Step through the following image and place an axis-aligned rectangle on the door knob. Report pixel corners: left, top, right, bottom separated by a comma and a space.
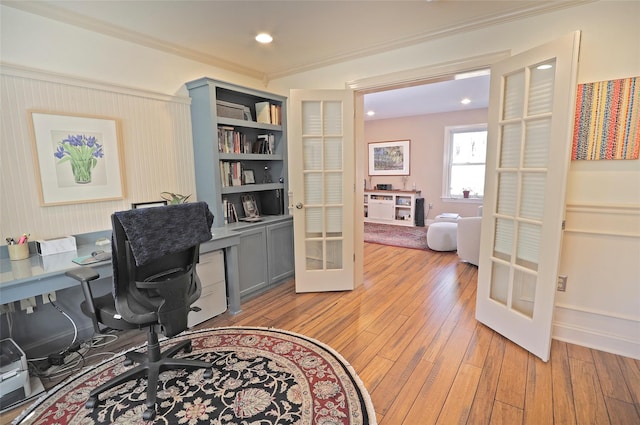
295, 202, 303, 209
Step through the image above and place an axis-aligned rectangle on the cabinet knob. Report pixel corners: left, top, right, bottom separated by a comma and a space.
295, 202, 303, 209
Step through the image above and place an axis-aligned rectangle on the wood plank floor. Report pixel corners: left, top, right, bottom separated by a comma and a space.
3, 242, 639, 424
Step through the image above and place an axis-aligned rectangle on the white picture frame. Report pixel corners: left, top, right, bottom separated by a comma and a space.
368, 140, 410, 176
29, 111, 126, 206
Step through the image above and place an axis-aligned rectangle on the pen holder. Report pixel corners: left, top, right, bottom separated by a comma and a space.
8, 243, 29, 261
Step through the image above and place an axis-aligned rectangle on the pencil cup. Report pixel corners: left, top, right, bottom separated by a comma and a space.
8, 243, 29, 261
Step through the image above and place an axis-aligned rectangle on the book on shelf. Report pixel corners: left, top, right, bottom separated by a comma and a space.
255, 133, 275, 154
255, 102, 282, 125
255, 102, 271, 124
218, 126, 248, 153
222, 199, 238, 224
220, 161, 243, 187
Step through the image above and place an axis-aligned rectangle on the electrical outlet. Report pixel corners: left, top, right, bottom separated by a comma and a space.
43, 291, 56, 304
428, 203, 433, 209
20, 296, 36, 313
0, 303, 15, 314
557, 275, 568, 292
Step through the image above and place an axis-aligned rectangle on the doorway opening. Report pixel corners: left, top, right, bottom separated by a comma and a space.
360, 70, 490, 249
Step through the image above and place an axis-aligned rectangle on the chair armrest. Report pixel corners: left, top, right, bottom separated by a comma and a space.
65, 267, 100, 283
66, 268, 102, 330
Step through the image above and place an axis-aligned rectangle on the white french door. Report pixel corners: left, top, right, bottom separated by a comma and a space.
288, 89, 355, 292
476, 31, 581, 361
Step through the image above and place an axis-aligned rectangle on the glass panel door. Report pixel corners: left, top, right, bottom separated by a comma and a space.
289, 90, 354, 292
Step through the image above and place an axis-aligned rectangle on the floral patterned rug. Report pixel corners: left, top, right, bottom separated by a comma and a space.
15, 327, 376, 424
364, 222, 429, 250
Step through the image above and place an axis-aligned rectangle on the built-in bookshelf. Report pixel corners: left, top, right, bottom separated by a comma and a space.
186, 77, 289, 227
186, 78, 294, 299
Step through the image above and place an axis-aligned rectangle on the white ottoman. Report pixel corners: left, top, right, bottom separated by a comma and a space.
427, 222, 458, 251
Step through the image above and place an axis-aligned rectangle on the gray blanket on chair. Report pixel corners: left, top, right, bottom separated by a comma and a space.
113, 202, 214, 267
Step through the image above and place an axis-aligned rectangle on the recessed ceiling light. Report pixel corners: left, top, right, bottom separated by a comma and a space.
461, 98, 471, 105
367, 111, 376, 116
255, 33, 273, 44
537, 64, 553, 70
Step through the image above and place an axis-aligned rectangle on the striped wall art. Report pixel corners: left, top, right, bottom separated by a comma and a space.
572, 76, 639, 160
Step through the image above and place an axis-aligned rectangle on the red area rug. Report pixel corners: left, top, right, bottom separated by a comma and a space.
364, 222, 429, 250
16, 327, 376, 424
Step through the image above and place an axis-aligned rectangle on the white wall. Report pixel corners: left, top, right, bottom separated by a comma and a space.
365, 109, 488, 220
1, 1, 638, 358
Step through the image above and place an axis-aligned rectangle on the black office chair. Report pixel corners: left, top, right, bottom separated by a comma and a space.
66, 202, 215, 421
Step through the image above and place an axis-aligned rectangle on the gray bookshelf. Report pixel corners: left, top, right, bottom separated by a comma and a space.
186, 77, 293, 298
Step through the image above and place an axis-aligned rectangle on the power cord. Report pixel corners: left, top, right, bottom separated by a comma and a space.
47, 293, 78, 356
25, 299, 120, 381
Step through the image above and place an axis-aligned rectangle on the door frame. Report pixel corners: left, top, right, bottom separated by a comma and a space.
348, 51, 511, 281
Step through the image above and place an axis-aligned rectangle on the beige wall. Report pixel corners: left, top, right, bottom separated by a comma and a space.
365, 109, 488, 220
1, 1, 638, 357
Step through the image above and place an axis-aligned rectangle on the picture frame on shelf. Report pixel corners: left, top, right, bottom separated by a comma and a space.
243, 169, 255, 184
241, 194, 260, 219
368, 140, 410, 176
29, 111, 126, 205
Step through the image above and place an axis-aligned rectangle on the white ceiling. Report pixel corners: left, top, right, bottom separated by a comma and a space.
364, 73, 491, 120
5, 0, 586, 118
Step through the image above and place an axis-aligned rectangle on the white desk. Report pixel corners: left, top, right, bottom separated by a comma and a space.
0, 229, 242, 314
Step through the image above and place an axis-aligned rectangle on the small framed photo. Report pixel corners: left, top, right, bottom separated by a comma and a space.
131, 200, 167, 209
243, 169, 255, 184
241, 194, 259, 218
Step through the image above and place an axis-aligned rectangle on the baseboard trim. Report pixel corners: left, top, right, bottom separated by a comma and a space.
553, 314, 640, 360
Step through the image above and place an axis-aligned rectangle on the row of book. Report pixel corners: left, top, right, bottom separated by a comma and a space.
255, 101, 282, 125
218, 127, 249, 153
222, 199, 239, 224
217, 127, 275, 155
220, 161, 243, 187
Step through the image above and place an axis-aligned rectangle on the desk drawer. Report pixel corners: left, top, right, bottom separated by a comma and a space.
189, 281, 226, 327
189, 250, 227, 327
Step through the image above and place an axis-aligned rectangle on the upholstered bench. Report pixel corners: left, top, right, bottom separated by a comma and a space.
426, 222, 458, 251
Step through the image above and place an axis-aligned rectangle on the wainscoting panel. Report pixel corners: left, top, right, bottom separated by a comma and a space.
554, 202, 640, 359
0, 64, 196, 240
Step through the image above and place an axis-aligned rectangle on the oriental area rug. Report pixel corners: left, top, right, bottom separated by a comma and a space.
15, 327, 376, 425
364, 222, 429, 250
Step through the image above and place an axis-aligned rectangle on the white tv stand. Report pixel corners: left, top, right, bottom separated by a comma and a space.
364, 190, 421, 227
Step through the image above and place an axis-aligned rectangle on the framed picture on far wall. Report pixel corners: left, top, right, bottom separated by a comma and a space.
368, 140, 410, 176
29, 111, 126, 206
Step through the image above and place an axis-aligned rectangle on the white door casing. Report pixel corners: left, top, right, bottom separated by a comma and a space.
289, 89, 355, 292
476, 31, 581, 362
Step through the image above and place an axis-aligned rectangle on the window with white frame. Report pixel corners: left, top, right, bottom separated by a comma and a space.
443, 124, 487, 199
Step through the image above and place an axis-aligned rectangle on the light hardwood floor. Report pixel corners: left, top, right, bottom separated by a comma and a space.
3, 242, 639, 424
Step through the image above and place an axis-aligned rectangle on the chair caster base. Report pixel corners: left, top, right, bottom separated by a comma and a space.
204, 368, 213, 379
143, 407, 156, 421
85, 396, 98, 409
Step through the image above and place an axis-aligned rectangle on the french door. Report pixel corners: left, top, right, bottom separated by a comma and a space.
288, 89, 355, 292
476, 31, 581, 361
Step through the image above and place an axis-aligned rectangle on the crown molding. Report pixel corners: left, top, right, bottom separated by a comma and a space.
5, 0, 592, 83
3, 1, 265, 81
265, 0, 593, 80
0, 62, 190, 104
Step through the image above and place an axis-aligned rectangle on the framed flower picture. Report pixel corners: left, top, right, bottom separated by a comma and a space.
29, 111, 126, 206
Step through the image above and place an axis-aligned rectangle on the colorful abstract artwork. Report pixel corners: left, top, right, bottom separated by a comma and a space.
572, 76, 639, 160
